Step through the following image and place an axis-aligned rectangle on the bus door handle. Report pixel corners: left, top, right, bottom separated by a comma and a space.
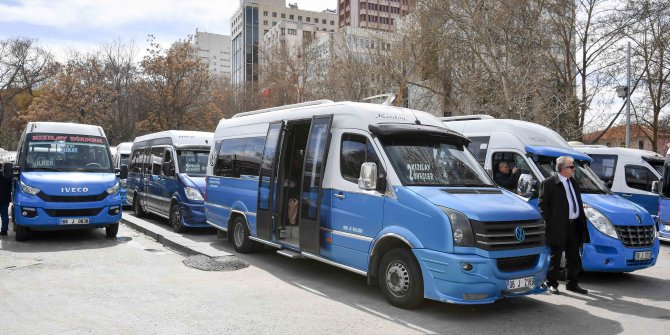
621, 193, 633, 197
334, 192, 346, 200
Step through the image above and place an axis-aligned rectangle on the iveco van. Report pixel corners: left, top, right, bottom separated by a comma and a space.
205, 100, 549, 308
126, 131, 212, 232
11, 122, 123, 241
445, 116, 660, 273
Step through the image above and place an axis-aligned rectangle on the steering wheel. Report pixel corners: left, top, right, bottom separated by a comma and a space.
86, 163, 102, 168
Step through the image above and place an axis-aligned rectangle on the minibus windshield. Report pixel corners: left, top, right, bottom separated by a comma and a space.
177, 150, 208, 175
23, 134, 112, 172
120, 154, 130, 167
381, 135, 494, 187
534, 155, 610, 194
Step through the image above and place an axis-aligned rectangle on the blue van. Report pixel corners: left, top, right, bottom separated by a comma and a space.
657, 147, 670, 242
113, 142, 133, 206
126, 131, 212, 233
205, 101, 549, 308
11, 122, 123, 241
446, 117, 660, 273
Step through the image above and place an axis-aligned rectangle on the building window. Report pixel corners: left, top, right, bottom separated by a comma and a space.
298, 15, 302, 21
322, 19, 327, 24
272, 21, 277, 26
306, 17, 311, 22
639, 140, 644, 149
330, 20, 335, 25
290, 14, 294, 20
281, 13, 286, 19
272, 12, 277, 17
314, 17, 319, 23
263, 11, 268, 16
263, 20, 268, 25
281, 28, 286, 35
288, 29, 297, 35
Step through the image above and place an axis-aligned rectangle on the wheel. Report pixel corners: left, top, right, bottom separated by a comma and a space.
15, 225, 31, 241
378, 248, 424, 309
231, 216, 255, 253
170, 203, 185, 233
133, 194, 145, 217
106, 222, 119, 238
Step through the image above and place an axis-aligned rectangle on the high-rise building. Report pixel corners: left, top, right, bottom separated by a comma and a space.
338, 0, 414, 31
230, 0, 337, 87
193, 30, 231, 78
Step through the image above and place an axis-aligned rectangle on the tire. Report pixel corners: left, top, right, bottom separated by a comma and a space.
133, 194, 145, 217
15, 225, 30, 241
378, 248, 424, 309
170, 203, 185, 233
231, 216, 255, 253
106, 222, 119, 238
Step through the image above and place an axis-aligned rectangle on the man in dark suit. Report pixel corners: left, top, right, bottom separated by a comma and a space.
538, 156, 590, 295
0, 162, 12, 236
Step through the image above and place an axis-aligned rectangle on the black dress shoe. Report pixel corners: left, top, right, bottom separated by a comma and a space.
548, 286, 560, 295
566, 283, 588, 295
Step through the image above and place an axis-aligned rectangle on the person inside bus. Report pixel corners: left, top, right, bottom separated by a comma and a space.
0, 162, 12, 236
494, 160, 520, 191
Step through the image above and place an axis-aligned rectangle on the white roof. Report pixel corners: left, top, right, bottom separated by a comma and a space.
215, 101, 446, 138
116, 142, 133, 154
445, 119, 572, 149
26, 122, 106, 137
572, 145, 664, 160
133, 130, 213, 147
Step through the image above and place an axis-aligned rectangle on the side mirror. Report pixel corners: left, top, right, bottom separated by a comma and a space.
12, 165, 19, 177
358, 162, 377, 190
120, 165, 128, 179
517, 173, 538, 198
651, 180, 659, 194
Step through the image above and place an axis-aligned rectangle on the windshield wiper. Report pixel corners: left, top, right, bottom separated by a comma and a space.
446, 183, 494, 187
29, 167, 64, 172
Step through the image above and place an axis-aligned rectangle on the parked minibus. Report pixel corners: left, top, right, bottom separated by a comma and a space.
657, 146, 670, 242
570, 144, 663, 216
205, 100, 549, 308
444, 116, 660, 273
113, 142, 133, 206
127, 131, 212, 232
10, 122, 123, 241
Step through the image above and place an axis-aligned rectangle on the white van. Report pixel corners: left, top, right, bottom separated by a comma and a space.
113, 142, 133, 205
570, 144, 663, 216
444, 116, 660, 274
205, 101, 550, 308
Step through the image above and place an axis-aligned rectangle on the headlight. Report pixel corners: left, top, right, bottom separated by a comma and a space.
185, 187, 204, 201
441, 207, 474, 247
106, 182, 120, 195
584, 205, 617, 239
19, 180, 40, 195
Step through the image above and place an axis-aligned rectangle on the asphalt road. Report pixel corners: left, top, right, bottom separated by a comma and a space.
1, 214, 669, 334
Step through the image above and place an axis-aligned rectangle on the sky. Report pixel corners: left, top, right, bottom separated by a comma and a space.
0, 0, 336, 59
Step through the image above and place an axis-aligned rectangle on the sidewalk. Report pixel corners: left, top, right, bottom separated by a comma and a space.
121, 214, 232, 258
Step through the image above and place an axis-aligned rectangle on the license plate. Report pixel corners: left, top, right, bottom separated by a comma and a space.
507, 276, 534, 290
60, 218, 90, 225
634, 251, 651, 261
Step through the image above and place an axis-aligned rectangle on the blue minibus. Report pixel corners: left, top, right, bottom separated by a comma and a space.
11, 122, 123, 241
657, 147, 670, 242
126, 131, 212, 232
113, 142, 133, 206
205, 101, 549, 308
445, 116, 660, 273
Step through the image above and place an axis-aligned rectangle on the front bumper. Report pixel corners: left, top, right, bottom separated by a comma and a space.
582, 231, 660, 272
180, 202, 209, 228
414, 247, 549, 305
13, 192, 122, 229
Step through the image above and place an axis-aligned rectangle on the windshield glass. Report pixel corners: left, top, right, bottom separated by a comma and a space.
533, 155, 610, 194
380, 135, 494, 187
23, 134, 112, 172
177, 150, 208, 175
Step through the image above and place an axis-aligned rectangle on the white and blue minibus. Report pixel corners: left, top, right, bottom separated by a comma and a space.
205, 100, 549, 308
126, 131, 212, 232
113, 141, 133, 206
571, 144, 663, 216
11, 122, 123, 241
445, 117, 660, 273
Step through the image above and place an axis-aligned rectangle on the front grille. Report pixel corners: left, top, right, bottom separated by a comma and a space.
614, 225, 655, 248
497, 255, 538, 272
37, 192, 109, 202
626, 259, 654, 267
44, 208, 102, 217
471, 220, 545, 251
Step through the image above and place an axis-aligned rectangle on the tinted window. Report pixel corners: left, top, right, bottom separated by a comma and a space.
177, 150, 208, 175
214, 137, 264, 178
150, 147, 164, 175
23, 134, 112, 172
240, 137, 264, 176
130, 149, 143, 173
340, 133, 380, 184
534, 155, 609, 194
467, 136, 490, 165
625, 165, 658, 192
589, 154, 617, 187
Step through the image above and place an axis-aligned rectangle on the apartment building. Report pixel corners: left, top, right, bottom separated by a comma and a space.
338, 0, 414, 31
230, 0, 337, 87
193, 30, 231, 78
